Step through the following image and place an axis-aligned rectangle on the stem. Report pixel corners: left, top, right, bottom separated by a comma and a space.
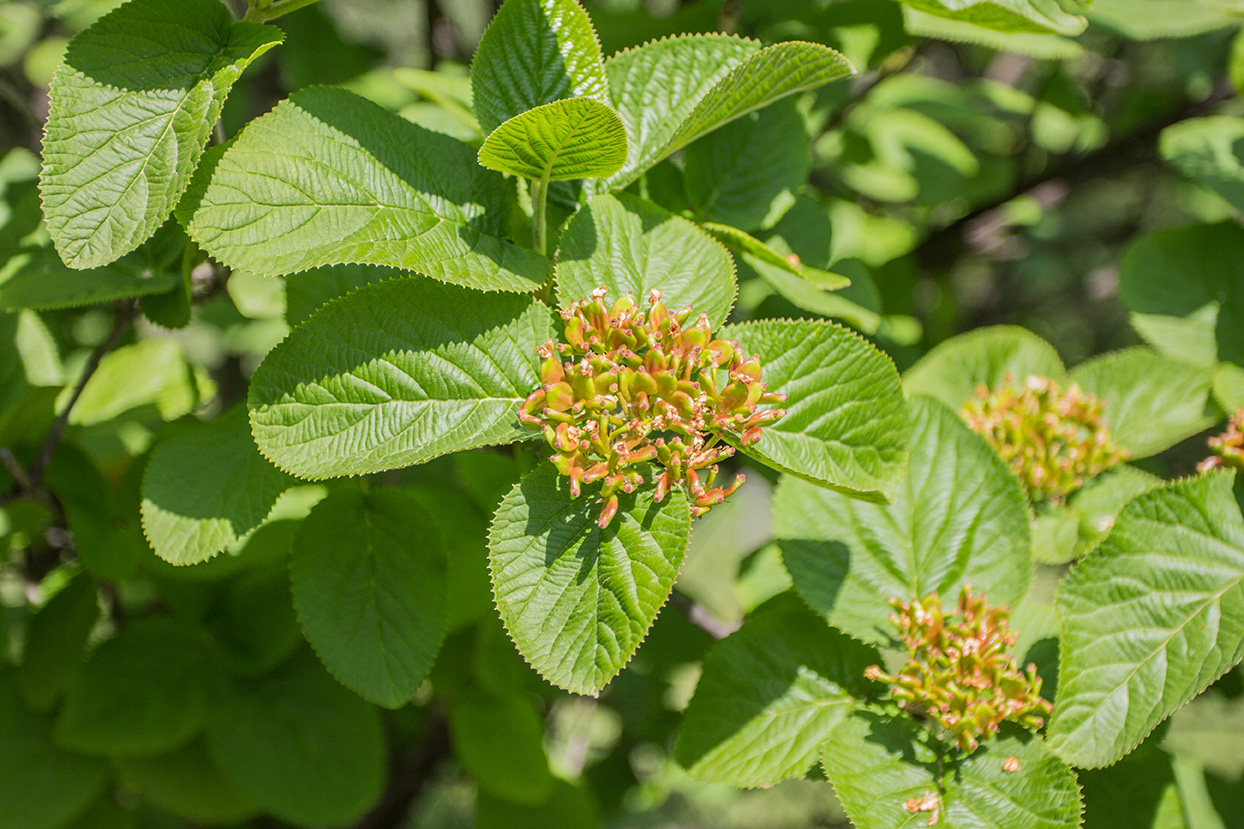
531, 175, 551, 257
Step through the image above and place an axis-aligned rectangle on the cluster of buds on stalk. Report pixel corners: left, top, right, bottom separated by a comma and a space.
519, 287, 787, 527
1199, 409, 1244, 472
865, 586, 1052, 753
961, 373, 1128, 503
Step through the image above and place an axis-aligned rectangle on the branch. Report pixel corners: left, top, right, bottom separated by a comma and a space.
671, 591, 741, 640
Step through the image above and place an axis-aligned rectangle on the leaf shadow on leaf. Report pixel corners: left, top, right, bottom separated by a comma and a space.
779, 537, 903, 644
852, 708, 940, 772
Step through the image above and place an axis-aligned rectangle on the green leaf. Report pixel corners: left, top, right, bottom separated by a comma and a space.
476, 778, 598, 829
702, 221, 851, 292
17, 574, 98, 712
39, 0, 281, 269
901, 7, 1084, 58
1087, 0, 1241, 39
116, 738, 258, 825
824, 711, 1083, 829
1162, 116, 1244, 213
605, 36, 852, 190
55, 617, 212, 756
554, 193, 737, 327
449, 693, 555, 804
1119, 223, 1244, 372
478, 97, 628, 182
206, 650, 386, 828
1034, 465, 1165, 565
1070, 348, 1215, 459
284, 263, 395, 327
0, 246, 179, 311
64, 338, 212, 426
0, 678, 110, 829
1050, 472, 1244, 768
291, 487, 447, 708
1080, 745, 1186, 829
248, 276, 552, 480
684, 99, 809, 232
904, 324, 1066, 408
180, 86, 548, 293
206, 565, 303, 678
488, 464, 691, 695
720, 318, 910, 501
897, 0, 1088, 34
675, 593, 879, 787
775, 396, 1032, 644
141, 406, 296, 566
470, 0, 610, 135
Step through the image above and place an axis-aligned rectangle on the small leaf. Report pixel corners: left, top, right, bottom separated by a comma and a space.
470, 0, 610, 135
63, 338, 211, 426
554, 192, 736, 326
1162, 116, 1244, 213
0, 678, 110, 829
1050, 471, 1244, 768
248, 276, 552, 480
488, 464, 691, 695
141, 406, 296, 566
901, 7, 1084, 58
55, 617, 213, 756
775, 396, 1032, 644
904, 324, 1066, 408
897, 0, 1088, 34
478, 97, 628, 182
449, 693, 555, 804
1070, 347, 1215, 459
605, 36, 852, 190
180, 86, 548, 293
206, 650, 386, 828
720, 318, 910, 501
675, 593, 879, 787
39, 0, 281, 268
824, 711, 1083, 829
116, 739, 258, 825
17, 574, 99, 712
291, 487, 447, 708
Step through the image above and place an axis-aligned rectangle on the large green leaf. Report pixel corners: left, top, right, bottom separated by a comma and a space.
904, 324, 1066, 408
290, 487, 447, 708
116, 739, 258, 825
448, 693, 555, 804
284, 263, 395, 327
488, 464, 691, 695
16, 574, 98, 712
605, 36, 852, 190
824, 711, 1082, 829
1070, 348, 1215, 460
554, 193, 736, 326
1050, 472, 1244, 768
720, 318, 910, 502
898, 0, 1087, 33
54, 617, 212, 756
248, 276, 552, 480
206, 650, 386, 828
478, 97, 628, 182
1119, 223, 1244, 374
1161, 116, 1244, 213
180, 86, 547, 293
470, 0, 610, 135
775, 396, 1032, 644
39, 0, 280, 269
684, 99, 810, 232
141, 406, 296, 566
0, 678, 110, 829
675, 593, 879, 788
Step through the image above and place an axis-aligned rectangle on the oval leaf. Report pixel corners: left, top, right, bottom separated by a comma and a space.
248, 276, 552, 480
720, 318, 910, 501
141, 406, 296, 565
1161, 116, 1244, 213
904, 324, 1066, 408
898, 0, 1088, 34
675, 593, 879, 788
1050, 471, 1244, 768
470, 0, 610, 135
775, 396, 1032, 644
488, 464, 691, 695
824, 711, 1083, 829
554, 193, 737, 326
291, 487, 447, 708
180, 86, 548, 293
39, 0, 281, 269
479, 97, 628, 182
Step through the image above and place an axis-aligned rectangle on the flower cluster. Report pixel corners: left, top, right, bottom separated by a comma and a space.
865, 586, 1052, 752
961, 373, 1127, 503
520, 288, 786, 527
1199, 409, 1244, 472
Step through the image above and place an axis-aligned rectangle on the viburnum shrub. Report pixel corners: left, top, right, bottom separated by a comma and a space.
3, 0, 1244, 827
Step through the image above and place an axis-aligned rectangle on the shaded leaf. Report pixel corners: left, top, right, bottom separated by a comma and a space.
17, 574, 98, 712
1162, 116, 1244, 213
449, 693, 555, 804
116, 738, 258, 825
904, 324, 1066, 408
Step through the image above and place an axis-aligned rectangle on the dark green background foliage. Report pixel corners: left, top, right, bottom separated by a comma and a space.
2, 0, 1244, 827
